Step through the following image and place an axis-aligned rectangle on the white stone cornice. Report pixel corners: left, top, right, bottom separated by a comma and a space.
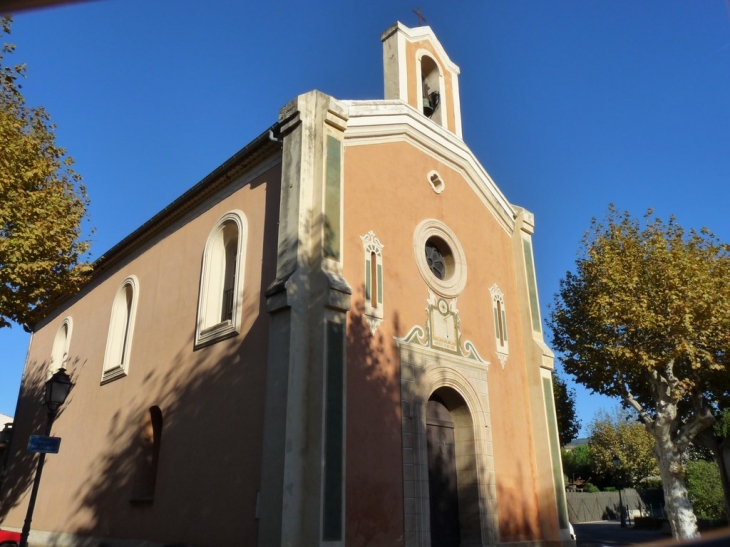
380, 22, 461, 75
343, 100, 516, 234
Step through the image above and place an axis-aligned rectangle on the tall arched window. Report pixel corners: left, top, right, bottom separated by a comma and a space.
102, 276, 139, 384
196, 210, 248, 347
489, 284, 509, 368
131, 406, 163, 502
50, 317, 73, 376
360, 231, 384, 333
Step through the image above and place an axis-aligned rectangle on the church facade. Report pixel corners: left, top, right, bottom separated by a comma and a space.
0, 23, 572, 547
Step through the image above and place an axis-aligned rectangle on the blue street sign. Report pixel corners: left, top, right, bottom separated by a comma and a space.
27, 435, 61, 454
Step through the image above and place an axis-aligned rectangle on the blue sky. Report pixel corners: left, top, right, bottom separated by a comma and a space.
1, 0, 729, 436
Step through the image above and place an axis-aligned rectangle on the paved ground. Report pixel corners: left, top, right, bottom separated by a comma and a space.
574, 522, 671, 546
574, 522, 730, 547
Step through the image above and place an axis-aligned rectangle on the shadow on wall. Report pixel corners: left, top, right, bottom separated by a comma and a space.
0, 359, 51, 521
0, 186, 284, 546
345, 293, 403, 547
495, 461, 539, 542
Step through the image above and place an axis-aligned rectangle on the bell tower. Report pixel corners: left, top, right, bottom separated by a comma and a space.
381, 22, 463, 137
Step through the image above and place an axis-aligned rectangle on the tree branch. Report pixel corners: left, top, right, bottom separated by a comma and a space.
622, 383, 654, 430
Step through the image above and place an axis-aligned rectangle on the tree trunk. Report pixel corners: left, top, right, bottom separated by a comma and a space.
654, 435, 699, 539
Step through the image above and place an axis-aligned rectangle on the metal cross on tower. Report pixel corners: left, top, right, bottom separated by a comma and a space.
412, 7, 427, 26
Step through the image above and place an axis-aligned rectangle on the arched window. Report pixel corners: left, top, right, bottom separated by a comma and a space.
196, 210, 247, 347
50, 317, 73, 376
131, 406, 163, 502
102, 276, 139, 384
418, 52, 446, 127
360, 231, 384, 333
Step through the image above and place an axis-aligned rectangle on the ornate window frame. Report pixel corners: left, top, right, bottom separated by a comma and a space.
195, 210, 248, 348
489, 284, 509, 367
102, 275, 139, 384
413, 219, 467, 297
360, 231, 384, 333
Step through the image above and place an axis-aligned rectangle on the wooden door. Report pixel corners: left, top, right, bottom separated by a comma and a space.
427, 398, 461, 547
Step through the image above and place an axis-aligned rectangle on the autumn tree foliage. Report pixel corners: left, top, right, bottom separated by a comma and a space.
550, 206, 730, 539
0, 17, 91, 328
587, 408, 658, 489
552, 369, 580, 447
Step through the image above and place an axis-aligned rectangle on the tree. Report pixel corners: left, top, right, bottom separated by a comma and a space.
561, 444, 593, 489
549, 206, 730, 539
553, 368, 580, 446
685, 459, 726, 522
587, 408, 658, 489
0, 16, 91, 328
694, 409, 730, 522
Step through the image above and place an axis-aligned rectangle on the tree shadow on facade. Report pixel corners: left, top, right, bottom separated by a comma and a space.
495, 461, 539, 542
345, 292, 404, 547
0, 359, 48, 521
62, 320, 268, 546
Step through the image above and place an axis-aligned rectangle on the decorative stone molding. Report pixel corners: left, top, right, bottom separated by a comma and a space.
101, 275, 139, 385
396, 341, 498, 547
413, 219, 467, 298
195, 210, 248, 348
399, 290, 485, 364
360, 230, 384, 333
427, 170, 445, 194
489, 284, 509, 368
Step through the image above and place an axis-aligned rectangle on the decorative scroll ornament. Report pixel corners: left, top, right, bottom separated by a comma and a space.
397, 289, 486, 365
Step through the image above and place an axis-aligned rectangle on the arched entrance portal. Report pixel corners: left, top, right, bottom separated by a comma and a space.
426, 388, 480, 547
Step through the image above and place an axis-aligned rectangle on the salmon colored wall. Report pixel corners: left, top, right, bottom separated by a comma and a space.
343, 141, 543, 543
1, 163, 282, 547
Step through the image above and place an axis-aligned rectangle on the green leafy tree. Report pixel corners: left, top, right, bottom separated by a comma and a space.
694, 410, 730, 521
587, 408, 658, 489
553, 369, 581, 446
0, 16, 91, 328
561, 444, 593, 487
550, 206, 730, 539
685, 459, 726, 522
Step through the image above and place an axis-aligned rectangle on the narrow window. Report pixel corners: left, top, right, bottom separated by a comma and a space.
50, 318, 72, 376
102, 276, 139, 384
131, 406, 163, 503
370, 251, 378, 309
360, 231, 384, 333
196, 210, 248, 347
489, 284, 509, 367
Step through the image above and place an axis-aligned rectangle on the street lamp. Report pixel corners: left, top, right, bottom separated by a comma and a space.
19, 368, 73, 547
612, 454, 627, 528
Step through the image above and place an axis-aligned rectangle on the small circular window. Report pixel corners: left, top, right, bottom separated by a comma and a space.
413, 220, 467, 296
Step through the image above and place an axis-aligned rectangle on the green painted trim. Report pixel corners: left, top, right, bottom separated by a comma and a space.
523, 239, 542, 333
543, 376, 569, 530
324, 136, 342, 261
377, 263, 383, 304
365, 259, 371, 301
323, 321, 345, 540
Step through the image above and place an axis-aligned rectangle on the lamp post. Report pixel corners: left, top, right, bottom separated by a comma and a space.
612, 454, 627, 528
19, 368, 72, 547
